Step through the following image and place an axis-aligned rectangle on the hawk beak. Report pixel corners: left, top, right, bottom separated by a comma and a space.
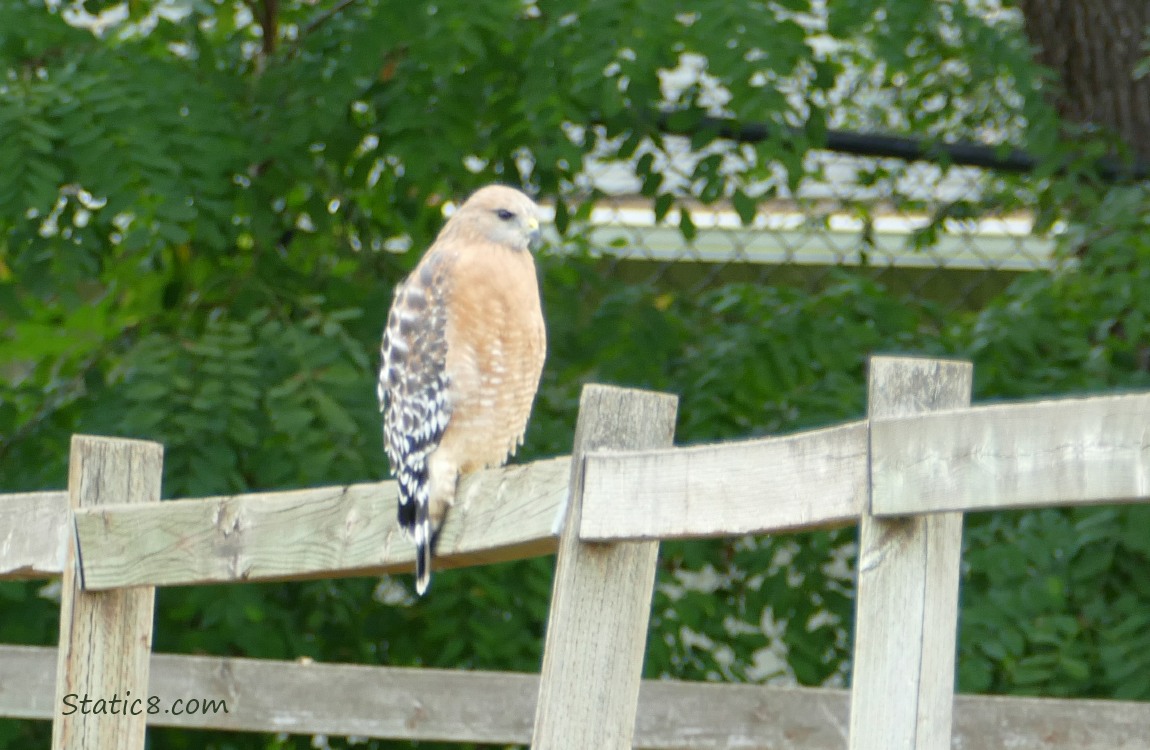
526, 216, 542, 250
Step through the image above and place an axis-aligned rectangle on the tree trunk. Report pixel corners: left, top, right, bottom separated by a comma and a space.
1018, 0, 1150, 160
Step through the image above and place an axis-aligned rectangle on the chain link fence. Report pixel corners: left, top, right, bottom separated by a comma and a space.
552, 130, 1056, 311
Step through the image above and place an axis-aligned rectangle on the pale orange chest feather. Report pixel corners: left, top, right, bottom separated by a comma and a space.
439, 244, 546, 472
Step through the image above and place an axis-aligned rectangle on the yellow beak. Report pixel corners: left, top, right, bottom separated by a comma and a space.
526, 215, 542, 249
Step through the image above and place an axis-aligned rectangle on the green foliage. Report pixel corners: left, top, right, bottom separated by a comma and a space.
966, 186, 1150, 398
960, 507, 1150, 699
2, 1, 1149, 748
954, 186, 1150, 701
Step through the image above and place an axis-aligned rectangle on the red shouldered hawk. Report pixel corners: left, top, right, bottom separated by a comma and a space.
378, 184, 547, 594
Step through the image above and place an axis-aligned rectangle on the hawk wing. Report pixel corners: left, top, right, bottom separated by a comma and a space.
378, 252, 454, 533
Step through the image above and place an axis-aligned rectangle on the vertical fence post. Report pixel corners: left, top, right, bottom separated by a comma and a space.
848, 356, 972, 750
52, 435, 163, 750
531, 384, 678, 750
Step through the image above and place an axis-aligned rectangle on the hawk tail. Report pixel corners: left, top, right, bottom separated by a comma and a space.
415, 508, 432, 595
395, 453, 433, 595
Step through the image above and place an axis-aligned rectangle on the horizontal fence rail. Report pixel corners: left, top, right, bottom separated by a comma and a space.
7, 391, 1150, 582
4, 645, 1148, 750
579, 420, 869, 541
72, 458, 568, 590
579, 391, 1150, 543
0, 491, 68, 579
0, 460, 570, 586
871, 392, 1150, 514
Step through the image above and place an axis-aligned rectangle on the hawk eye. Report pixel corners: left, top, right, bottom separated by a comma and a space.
495, 209, 514, 221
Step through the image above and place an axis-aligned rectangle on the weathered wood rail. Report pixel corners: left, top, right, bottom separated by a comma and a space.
3, 644, 1146, 748
1, 356, 1148, 749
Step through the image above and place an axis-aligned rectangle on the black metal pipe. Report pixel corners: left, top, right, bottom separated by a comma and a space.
661, 115, 1150, 183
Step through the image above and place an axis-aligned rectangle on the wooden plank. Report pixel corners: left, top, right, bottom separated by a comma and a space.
872, 391, 1150, 515
4, 645, 537, 741
73, 456, 570, 590
580, 421, 868, 541
4, 645, 1149, 749
52, 435, 163, 750
0, 491, 68, 578
849, 356, 973, 750
532, 384, 679, 750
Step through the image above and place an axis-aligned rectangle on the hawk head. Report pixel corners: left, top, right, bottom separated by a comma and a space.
449, 184, 542, 252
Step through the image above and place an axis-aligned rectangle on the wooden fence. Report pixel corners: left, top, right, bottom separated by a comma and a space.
1, 355, 1149, 749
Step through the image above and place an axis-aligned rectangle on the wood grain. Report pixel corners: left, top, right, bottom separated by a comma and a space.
73, 457, 570, 590
532, 384, 679, 750
872, 391, 1150, 515
52, 435, 163, 750
0, 491, 68, 578
580, 421, 867, 541
848, 356, 972, 750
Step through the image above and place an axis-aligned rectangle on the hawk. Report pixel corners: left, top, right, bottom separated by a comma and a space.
378, 184, 547, 594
